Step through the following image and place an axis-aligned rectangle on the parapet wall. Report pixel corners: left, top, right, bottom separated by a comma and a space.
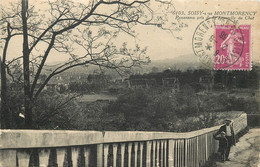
0, 113, 247, 167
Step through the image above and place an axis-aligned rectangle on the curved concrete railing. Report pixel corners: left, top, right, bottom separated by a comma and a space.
0, 113, 247, 167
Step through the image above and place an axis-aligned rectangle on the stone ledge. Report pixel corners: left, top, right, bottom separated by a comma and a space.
0, 113, 247, 149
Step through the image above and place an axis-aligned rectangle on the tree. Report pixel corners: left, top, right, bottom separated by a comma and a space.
0, 26, 11, 128
1, 0, 184, 128
1, 7, 23, 128
151, 66, 159, 73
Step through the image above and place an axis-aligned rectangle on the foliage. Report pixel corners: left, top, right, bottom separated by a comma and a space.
0, 88, 80, 129
32, 91, 81, 129
1, 0, 185, 128
102, 89, 153, 130
67, 86, 258, 132
21, 83, 257, 131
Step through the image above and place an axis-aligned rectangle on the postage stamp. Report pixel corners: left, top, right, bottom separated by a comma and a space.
214, 25, 251, 70
192, 16, 251, 70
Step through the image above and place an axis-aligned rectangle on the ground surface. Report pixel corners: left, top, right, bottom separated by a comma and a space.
213, 128, 260, 167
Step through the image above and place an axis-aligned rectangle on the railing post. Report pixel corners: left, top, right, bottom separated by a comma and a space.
128, 143, 132, 167
168, 140, 174, 167
134, 142, 138, 167
71, 147, 79, 167
17, 150, 30, 167
205, 134, 208, 161
178, 140, 180, 167
191, 138, 194, 167
196, 136, 199, 167
120, 143, 126, 167
113, 144, 118, 167
140, 142, 144, 167
152, 141, 156, 167
164, 141, 167, 167
39, 149, 50, 167
181, 140, 184, 167
56, 148, 66, 166
85, 147, 91, 167
97, 144, 103, 167
0, 150, 16, 167
104, 144, 109, 167
146, 141, 152, 167
160, 140, 163, 167
185, 139, 188, 167
156, 141, 160, 167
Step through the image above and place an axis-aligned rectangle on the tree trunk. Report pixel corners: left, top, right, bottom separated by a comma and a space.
0, 58, 11, 129
1, 23, 12, 129
22, 0, 32, 128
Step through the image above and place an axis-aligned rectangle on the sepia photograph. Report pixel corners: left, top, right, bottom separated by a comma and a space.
0, 0, 260, 166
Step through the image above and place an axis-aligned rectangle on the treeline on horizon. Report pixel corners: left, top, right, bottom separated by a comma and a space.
53, 64, 260, 94
130, 66, 259, 90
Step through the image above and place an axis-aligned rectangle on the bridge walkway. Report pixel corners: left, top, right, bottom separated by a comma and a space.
213, 128, 260, 167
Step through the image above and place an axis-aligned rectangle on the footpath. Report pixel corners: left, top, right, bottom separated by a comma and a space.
213, 128, 260, 167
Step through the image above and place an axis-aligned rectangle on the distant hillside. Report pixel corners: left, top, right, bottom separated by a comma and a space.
147, 55, 201, 72
153, 54, 199, 64
44, 55, 260, 77
44, 55, 201, 77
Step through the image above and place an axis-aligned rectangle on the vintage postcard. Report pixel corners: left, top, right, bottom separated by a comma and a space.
0, 0, 259, 166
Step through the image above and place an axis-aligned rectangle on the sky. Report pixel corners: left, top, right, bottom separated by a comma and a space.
1, 0, 260, 64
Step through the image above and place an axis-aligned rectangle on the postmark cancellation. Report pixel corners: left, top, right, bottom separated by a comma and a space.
192, 17, 251, 71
